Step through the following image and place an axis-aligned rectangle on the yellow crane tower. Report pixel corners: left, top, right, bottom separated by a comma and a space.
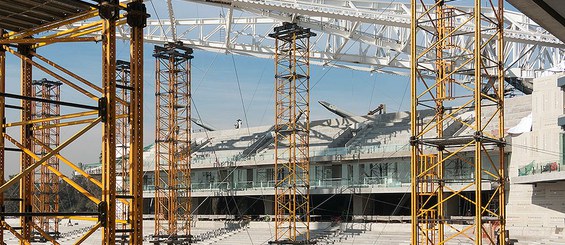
410, 0, 506, 244
31, 78, 61, 241
153, 42, 193, 244
269, 22, 316, 244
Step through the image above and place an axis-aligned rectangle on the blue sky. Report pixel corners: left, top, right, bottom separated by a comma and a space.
1, 0, 514, 176
2, 26, 408, 178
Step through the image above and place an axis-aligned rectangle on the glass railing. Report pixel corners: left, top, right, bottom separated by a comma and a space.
144, 171, 474, 192
144, 172, 480, 193
190, 181, 276, 192
187, 176, 410, 192
191, 144, 409, 166
518, 160, 563, 176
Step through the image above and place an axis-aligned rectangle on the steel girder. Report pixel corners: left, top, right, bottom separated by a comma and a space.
410, 0, 506, 244
54, 1, 564, 82
126, 0, 565, 82
271, 22, 313, 244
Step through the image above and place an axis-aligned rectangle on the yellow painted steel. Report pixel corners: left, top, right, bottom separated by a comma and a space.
271, 23, 313, 243
19, 44, 33, 244
2, 221, 31, 245
73, 222, 102, 245
32, 118, 99, 130
410, 2, 418, 244
128, 2, 146, 242
31, 222, 60, 245
497, 1, 507, 243
29, 114, 125, 131
4, 110, 98, 127
3, 130, 102, 204
101, 12, 118, 244
5, 46, 100, 102
154, 43, 192, 243
410, 1, 506, 244
31, 138, 103, 187
53, 216, 127, 224
41, 20, 104, 40
0, 37, 96, 44
0, 29, 5, 243
5, 10, 99, 39
35, 18, 127, 49
30, 51, 129, 106
0, 118, 100, 193
116, 59, 132, 243
0, 2, 146, 243
31, 79, 62, 238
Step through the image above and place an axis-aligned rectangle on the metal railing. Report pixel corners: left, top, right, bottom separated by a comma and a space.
190, 144, 409, 166
143, 172, 486, 193
185, 176, 410, 192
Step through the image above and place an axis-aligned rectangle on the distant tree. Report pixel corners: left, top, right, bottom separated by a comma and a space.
4, 175, 20, 213
59, 175, 101, 212
1, 171, 103, 215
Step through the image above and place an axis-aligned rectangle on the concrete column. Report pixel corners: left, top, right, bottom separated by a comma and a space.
264, 195, 275, 215
191, 197, 201, 215
352, 194, 373, 215
211, 197, 220, 215
444, 193, 459, 217
353, 164, 360, 184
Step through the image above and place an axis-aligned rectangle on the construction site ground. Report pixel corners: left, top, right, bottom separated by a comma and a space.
2, 218, 562, 245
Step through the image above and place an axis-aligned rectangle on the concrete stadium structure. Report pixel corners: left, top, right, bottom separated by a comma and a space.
79, 74, 565, 243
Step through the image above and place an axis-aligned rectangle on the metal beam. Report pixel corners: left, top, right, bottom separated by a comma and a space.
101, 0, 118, 243
271, 22, 313, 244
410, 1, 506, 244
153, 42, 193, 244
0, 1, 144, 243
131, 0, 564, 82
18, 43, 33, 244
31, 78, 61, 239
0, 28, 5, 244
127, 2, 147, 244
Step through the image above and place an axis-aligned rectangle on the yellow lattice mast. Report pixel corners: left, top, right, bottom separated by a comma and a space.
269, 22, 316, 244
115, 60, 132, 242
31, 78, 61, 240
153, 42, 193, 244
411, 0, 505, 244
0, 29, 4, 243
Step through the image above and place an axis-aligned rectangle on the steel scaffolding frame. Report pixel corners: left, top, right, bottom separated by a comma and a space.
410, 0, 505, 245
269, 22, 315, 244
0, 0, 147, 244
153, 42, 193, 244
31, 78, 61, 240
0, 29, 5, 244
116, 60, 132, 242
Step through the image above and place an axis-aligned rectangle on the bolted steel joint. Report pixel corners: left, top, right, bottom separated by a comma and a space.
497, 137, 507, 148
437, 105, 445, 114
409, 136, 419, 146
126, 1, 150, 28
98, 201, 108, 227
99, 0, 120, 21
473, 131, 483, 142
98, 97, 108, 122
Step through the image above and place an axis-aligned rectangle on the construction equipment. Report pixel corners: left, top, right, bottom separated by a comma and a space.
269, 22, 316, 244
153, 42, 194, 244
410, 1, 506, 244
